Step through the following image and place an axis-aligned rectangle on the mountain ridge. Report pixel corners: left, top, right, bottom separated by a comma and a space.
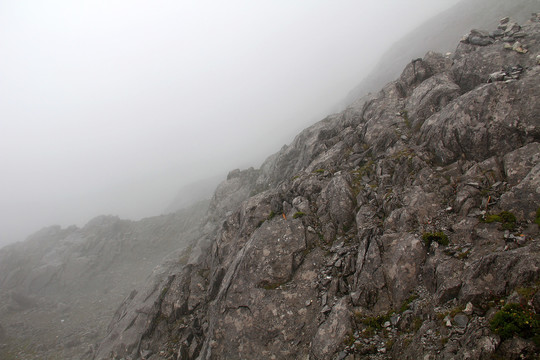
94, 12, 540, 360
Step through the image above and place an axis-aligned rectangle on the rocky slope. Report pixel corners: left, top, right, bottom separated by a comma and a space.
337, 0, 540, 111
93, 14, 540, 360
0, 200, 208, 360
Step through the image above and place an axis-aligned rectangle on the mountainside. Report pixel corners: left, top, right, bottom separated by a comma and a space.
0, 201, 208, 360
93, 14, 540, 360
337, 0, 540, 111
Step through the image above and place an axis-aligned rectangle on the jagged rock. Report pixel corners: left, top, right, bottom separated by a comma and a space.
405, 73, 460, 129
317, 174, 356, 241
420, 67, 540, 165
6, 11, 540, 360
92, 15, 540, 360
311, 297, 352, 359
497, 337, 537, 360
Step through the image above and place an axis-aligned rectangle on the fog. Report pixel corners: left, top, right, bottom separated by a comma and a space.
0, 0, 461, 247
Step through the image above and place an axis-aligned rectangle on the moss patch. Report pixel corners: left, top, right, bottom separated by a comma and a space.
483, 211, 517, 230
422, 232, 449, 246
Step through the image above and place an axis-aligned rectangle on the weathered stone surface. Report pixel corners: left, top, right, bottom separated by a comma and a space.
311, 297, 352, 359
317, 174, 356, 241
405, 73, 460, 129
91, 16, 540, 360
420, 68, 540, 165
6, 11, 540, 360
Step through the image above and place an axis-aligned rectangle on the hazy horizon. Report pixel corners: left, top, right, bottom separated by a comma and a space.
0, 0, 461, 247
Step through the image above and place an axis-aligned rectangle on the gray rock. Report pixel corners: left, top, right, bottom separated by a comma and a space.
453, 313, 469, 327
311, 298, 352, 359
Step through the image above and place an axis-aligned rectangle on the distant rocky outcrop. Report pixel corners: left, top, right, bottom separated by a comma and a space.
337, 0, 540, 112
0, 200, 208, 360
93, 14, 540, 360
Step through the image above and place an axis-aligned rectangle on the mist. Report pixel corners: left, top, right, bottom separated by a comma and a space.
0, 0, 461, 247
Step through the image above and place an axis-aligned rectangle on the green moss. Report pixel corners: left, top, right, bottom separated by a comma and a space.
292, 212, 305, 219
356, 311, 394, 333
412, 317, 423, 332
516, 285, 538, 301
483, 211, 517, 230
422, 232, 449, 247
535, 207, 540, 226
490, 303, 540, 341
313, 168, 326, 174
267, 211, 276, 220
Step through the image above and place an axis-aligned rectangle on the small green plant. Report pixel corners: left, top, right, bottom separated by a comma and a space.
457, 249, 471, 260
422, 232, 449, 247
313, 168, 326, 174
267, 211, 276, 220
411, 317, 423, 332
399, 293, 419, 313
292, 212, 305, 219
535, 207, 540, 226
399, 110, 411, 129
490, 303, 540, 342
343, 331, 355, 346
355, 311, 394, 335
483, 211, 517, 230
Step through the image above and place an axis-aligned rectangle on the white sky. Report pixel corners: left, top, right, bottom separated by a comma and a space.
0, 0, 461, 246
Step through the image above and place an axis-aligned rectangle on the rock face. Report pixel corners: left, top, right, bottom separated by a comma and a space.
94, 15, 540, 360
0, 201, 208, 360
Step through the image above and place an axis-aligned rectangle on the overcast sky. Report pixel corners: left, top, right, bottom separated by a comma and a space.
0, 0, 461, 247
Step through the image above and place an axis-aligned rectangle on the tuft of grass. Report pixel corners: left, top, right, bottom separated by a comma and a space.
399, 293, 419, 313
292, 212, 305, 219
343, 331, 355, 346
422, 232, 449, 247
267, 211, 276, 220
412, 317, 423, 332
313, 168, 326, 174
535, 207, 540, 226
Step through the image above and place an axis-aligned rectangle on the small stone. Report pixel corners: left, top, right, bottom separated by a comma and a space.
321, 293, 328, 306
500, 17, 510, 24
444, 316, 452, 327
463, 302, 474, 315
512, 42, 528, 53
513, 32, 526, 38
515, 235, 526, 246
321, 305, 331, 314
491, 29, 505, 37
536, 55, 540, 65
305, 300, 312, 307
383, 321, 391, 328
469, 36, 493, 46
140, 350, 153, 359
453, 313, 469, 328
